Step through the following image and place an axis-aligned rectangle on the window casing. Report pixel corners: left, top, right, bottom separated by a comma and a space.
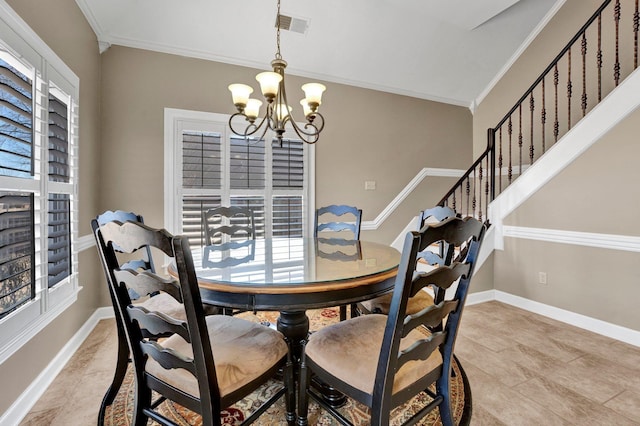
0, 4, 79, 364
164, 109, 315, 246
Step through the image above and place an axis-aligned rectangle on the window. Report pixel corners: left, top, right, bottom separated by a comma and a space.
0, 3, 79, 364
164, 109, 314, 246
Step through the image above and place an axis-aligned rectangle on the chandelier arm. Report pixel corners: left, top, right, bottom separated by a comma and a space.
228, 111, 269, 139
286, 118, 320, 144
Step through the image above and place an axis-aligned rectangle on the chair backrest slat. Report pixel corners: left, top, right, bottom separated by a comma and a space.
127, 304, 190, 341
139, 340, 196, 375
396, 332, 447, 371
314, 205, 362, 240
409, 262, 471, 298
113, 269, 183, 302
402, 300, 459, 336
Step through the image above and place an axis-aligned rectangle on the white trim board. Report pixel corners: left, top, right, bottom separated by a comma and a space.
494, 290, 640, 347
361, 168, 465, 231
503, 226, 640, 253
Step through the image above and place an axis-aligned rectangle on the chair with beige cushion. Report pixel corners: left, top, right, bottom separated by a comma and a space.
93, 210, 190, 425
357, 205, 457, 316
94, 219, 295, 426
315, 204, 362, 320
297, 216, 485, 426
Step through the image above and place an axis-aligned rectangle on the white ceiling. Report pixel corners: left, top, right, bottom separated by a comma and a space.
75, 0, 563, 108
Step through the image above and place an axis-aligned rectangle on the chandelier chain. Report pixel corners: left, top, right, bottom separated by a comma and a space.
276, 0, 282, 60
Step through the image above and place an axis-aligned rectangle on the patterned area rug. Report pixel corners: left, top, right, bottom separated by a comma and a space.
104, 308, 471, 425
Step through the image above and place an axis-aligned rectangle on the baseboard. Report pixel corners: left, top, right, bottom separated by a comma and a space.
0, 307, 114, 426
494, 290, 640, 347
466, 290, 496, 305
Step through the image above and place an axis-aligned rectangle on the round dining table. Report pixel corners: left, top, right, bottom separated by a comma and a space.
169, 236, 400, 407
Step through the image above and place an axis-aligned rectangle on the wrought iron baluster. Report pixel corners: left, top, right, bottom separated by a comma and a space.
529, 93, 534, 164
598, 13, 603, 102
541, 77, 546, 153
518, 104, 523, 175
472, 169, 476, 218
614, 0, 621, 86
466, 176, 470, 217
452, 191, 456, 212
554, 64, 559, 142
635, 0, 639, 68
567, 48, 572, 130
484, 156, 490, 222
478, 163, 483, 222
581, 32, 588, 116
498, 127, 503, 193
508, 117, 513, 184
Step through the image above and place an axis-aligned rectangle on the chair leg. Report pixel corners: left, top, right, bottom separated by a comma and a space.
436, 376, 453, 426
339, 305, 347, 321
283, 341, 296, 426
297, 342, 310, 426
349, 303, 359, 318
131, 373, 152, 426
98, 320, 130, 425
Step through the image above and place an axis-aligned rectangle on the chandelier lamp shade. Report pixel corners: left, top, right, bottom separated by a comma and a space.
228, 0, 326, 144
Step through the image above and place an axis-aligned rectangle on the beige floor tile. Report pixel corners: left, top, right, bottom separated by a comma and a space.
456, 335, 540, 387
604, 389, 640, 423
463, 363, 571, 426
514, 376, 639, 425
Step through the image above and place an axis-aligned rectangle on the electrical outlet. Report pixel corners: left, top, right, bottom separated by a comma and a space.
365, 180, 376, 190
538, 272, 547, 285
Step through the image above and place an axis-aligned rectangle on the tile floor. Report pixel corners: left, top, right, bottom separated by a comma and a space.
20, 301, 640, 425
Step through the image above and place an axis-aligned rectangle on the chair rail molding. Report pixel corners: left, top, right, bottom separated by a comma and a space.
503, 226, 640, 253
361, 167, 465, 231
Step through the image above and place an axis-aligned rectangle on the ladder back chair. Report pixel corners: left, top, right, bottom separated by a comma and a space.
314, 204, 363, 321
93, 210, 187, 425
204, 206, 256, 246
94, 219, 295, 426
203, 206, 256, 315
298, 216, 485, 426
357, 205, 457, 316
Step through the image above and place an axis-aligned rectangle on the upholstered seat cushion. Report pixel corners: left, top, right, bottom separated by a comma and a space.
305, 314, 442, 395
359, 290, 434, 315
146, 315, 288, 398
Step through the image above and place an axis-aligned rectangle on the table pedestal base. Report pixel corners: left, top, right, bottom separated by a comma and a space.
277, 310, 347, 408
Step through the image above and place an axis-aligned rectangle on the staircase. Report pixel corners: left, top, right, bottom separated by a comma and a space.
439, 0, 640, 265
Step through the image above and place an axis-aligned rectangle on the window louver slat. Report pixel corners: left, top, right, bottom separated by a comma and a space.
0, 59, 33, 179
47, 194, 70, 288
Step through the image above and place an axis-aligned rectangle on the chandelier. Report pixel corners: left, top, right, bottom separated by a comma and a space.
228, 0, 326, 145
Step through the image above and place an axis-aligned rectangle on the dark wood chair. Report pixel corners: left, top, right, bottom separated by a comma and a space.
203, 206, 256, 315
357, 205, 457, 316
93, 219, 295, 426
314, 204, 362, 239
314, 205, 363, 321
298, 216, 485, 426
204, 206, 256, 246
93, 210, 187, 425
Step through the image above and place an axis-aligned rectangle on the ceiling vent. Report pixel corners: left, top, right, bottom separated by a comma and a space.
276, 14, 308, 34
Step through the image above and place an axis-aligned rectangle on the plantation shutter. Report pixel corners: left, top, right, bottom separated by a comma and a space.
272, 139, 304, 237
0, 58, 35, 316
0, 193, 35, 317
47, 93, 71, 288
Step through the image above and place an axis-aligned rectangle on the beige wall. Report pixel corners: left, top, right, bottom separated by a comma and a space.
0, 0, 102, 415
475, 0, 640, 331
99, 46, 472, 246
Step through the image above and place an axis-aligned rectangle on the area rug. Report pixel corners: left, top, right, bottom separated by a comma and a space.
104, 307, 471, 425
